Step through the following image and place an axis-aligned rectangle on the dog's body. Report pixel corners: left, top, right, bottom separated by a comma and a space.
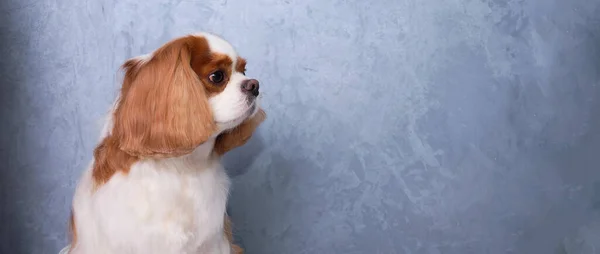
71, 134, 232, 253
68, 33, 265, 254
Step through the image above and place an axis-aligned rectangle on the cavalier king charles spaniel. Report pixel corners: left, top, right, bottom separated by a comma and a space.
65, 32, 265, 254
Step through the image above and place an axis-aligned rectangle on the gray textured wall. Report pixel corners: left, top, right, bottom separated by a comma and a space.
2, 0, 600, 253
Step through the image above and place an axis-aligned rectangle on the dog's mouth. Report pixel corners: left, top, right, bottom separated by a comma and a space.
243, 102, 258, 119
216, 102, 257, 128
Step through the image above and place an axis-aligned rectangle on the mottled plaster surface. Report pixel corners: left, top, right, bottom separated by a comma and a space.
1, 0, 600, 253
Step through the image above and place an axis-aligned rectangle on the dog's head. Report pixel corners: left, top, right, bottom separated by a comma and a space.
113, 33, 260, 157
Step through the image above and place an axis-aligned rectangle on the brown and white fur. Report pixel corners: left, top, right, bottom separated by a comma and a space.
66, 32, 265, 254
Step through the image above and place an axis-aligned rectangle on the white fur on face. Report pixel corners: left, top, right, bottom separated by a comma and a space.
210, 71, 258, 131
199, 33, 259, 131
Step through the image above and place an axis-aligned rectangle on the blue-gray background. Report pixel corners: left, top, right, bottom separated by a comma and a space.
2, 0, 600, 253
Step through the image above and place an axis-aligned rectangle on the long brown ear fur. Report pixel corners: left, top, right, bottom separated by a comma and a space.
113, 37, 216, 157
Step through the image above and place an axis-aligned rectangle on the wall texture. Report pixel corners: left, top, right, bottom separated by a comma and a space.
2, 0, 600, 253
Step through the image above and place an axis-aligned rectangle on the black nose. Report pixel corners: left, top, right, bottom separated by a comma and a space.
241, 79, 260, 96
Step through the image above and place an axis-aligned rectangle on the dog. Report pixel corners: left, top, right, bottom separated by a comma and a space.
66, 32, 266, 254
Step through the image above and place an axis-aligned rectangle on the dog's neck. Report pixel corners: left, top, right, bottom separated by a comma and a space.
190, 136, 217, 161
151, 136, 219, 174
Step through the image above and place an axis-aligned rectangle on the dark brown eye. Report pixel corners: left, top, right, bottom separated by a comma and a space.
209, 71, 225, 84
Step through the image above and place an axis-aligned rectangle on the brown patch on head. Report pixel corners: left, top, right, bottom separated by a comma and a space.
235, 57, 247, 74
191, 51, 234, 96
114, 35, 219, 157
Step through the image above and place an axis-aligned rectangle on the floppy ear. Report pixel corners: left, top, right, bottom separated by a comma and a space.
113, 38, 217, 157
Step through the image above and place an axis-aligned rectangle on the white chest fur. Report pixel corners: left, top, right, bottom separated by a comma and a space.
71, 139, 232, 254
